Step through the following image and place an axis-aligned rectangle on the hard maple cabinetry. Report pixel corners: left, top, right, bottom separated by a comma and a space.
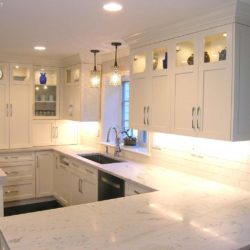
130, 23, 250, 141
0, 153, 35, 202
172, 25, 232, 140
61, 64, 100, 121
54, 155, 71, 206
33, 67, 60, 119
70, 160, 98, 205
130, 44, 171, 132
32, 120, 79, 146
0, 63, 32, 149
54, 154, 98, 206
35, 151, 54, 198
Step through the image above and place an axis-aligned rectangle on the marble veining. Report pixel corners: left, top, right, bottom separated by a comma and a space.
0, 145, 250, 249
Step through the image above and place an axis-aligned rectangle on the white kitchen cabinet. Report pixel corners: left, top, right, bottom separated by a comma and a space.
125, 181, 155, 196
130, 43, 172, 133
0, 152, 35, 202
54, 155, 71, 206
0, 63, 9, 149
32, 120, 79, 146
35, 151, 54, 198
61, 63, 101, 121
33, 67, 60, 119
0, 63, 32, 149
70, 160, 97, 205
130, 23, 250, 141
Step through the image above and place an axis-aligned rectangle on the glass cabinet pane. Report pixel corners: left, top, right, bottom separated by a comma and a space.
34, 69, 57, 117
152, 48, 168, 71
204, 32, 227, 63
176, 41, 195, 67
132, 53, 146, 74
12, 65, 30, 82
65, 66, 80, 84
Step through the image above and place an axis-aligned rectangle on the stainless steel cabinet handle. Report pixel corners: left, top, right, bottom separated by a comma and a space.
4, 171, 19, 175
85, 169, 94, 175
143, 106, 146, 125
79, 179, 83, 193
134, 190, 141, 194
69, 104, 73, 117
101, 177, 121, 189
147, 106, 150, 126
197, 107, 201, 130
56, 127, 58, 138
5, 190, 18, 195
192, 107, 196, 129
6, 104, 8, 117
9, 104, 12, 117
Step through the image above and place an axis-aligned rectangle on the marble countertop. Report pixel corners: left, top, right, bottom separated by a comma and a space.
0, 145, 250, 250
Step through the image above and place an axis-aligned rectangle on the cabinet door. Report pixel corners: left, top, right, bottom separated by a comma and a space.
130, 77, 150, 129
0, 64, 9, 149
82, 178, 98, 203
70, 171, 85, 205
54, 163, 70, 206
9, 77, 32, 148
32, 120, 56, 146
172, 71, 198, 136
150, 74, 171, 132
36, 152, 54, 198
61, 84, 81, 121
55, 120, 78, 145
197, 25, 232, 140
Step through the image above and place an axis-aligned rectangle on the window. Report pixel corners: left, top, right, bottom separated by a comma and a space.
121, 81, 148, 147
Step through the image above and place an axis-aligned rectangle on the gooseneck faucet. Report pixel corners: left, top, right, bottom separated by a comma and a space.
106, 127, 121, 157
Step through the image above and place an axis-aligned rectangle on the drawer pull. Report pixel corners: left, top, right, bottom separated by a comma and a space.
4, 171, 19, 176
5, 190, 19, 195
85, 169, 94, 175
134, 190, 141, 194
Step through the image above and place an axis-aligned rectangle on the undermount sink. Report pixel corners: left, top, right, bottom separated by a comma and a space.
77, 153, 124, 164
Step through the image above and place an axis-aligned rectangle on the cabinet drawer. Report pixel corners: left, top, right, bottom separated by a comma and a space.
1, 163, 35, 185
71, 161, 97, 182
3, 183, 35, 202
0, 153, 34, 163
125, 182, 155, 196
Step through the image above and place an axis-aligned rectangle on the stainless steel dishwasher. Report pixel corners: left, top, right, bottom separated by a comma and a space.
98, 171, 125, 201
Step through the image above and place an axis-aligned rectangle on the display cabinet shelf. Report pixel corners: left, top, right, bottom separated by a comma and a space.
176, 40, 195, 67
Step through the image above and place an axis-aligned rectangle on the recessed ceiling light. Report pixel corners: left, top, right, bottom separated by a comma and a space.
103, 2, 123, 12
34, 46, 46, 51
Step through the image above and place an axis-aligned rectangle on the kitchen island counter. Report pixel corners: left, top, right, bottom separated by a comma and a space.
0, 145, 249, 250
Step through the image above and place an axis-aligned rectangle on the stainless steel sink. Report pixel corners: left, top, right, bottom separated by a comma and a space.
78, 153, 124, 164
0, 231, 10, 250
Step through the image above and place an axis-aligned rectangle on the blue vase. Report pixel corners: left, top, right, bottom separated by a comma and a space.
40, 72, 47, 85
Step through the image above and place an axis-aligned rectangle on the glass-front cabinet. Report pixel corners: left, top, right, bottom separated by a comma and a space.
33, 68, 59, 118
176, 40, 195, 67
65, 65, 81, 85
11, 64, 32, 84
152, 45, 168, 75
203, 32, 227, 63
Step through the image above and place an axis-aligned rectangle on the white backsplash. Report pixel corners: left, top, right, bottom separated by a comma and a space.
80, 126, 250, 191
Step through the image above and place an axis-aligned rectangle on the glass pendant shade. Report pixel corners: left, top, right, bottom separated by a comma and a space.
90, 69, 101, 87
90, 49, 101, 88
110, 42, 122, 86
110, 66, 121, 86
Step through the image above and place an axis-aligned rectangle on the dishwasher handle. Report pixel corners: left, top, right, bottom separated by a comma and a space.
101, 177, 121, 189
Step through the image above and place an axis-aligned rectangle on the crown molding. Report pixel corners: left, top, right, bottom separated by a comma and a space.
125, 0, 238, 49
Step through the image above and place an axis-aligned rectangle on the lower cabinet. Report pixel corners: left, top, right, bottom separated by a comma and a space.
125, 181, 155, 196
70, 161, 98, 205
0, 153, 35, 202
53, 155, 71, 206
35, 151, 54, 198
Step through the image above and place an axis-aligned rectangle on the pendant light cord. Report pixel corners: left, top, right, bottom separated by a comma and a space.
114, 45, 118, 68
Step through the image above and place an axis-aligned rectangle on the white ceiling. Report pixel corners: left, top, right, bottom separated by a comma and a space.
0, 0, 235, 60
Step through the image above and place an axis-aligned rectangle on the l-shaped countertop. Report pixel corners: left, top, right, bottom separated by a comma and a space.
0, 145, 250, 250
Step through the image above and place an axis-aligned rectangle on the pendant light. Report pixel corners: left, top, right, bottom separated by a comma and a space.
90, 49, 101, 88
110, 42, 122, 86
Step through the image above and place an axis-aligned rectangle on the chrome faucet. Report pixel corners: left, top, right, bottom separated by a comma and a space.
106, 127, 121, 157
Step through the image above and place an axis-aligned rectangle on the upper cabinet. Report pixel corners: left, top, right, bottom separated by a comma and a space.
33, 67, 60, 119
11, 64, 32, 85
130, 22, 250, 141
61, 64, 101, 122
